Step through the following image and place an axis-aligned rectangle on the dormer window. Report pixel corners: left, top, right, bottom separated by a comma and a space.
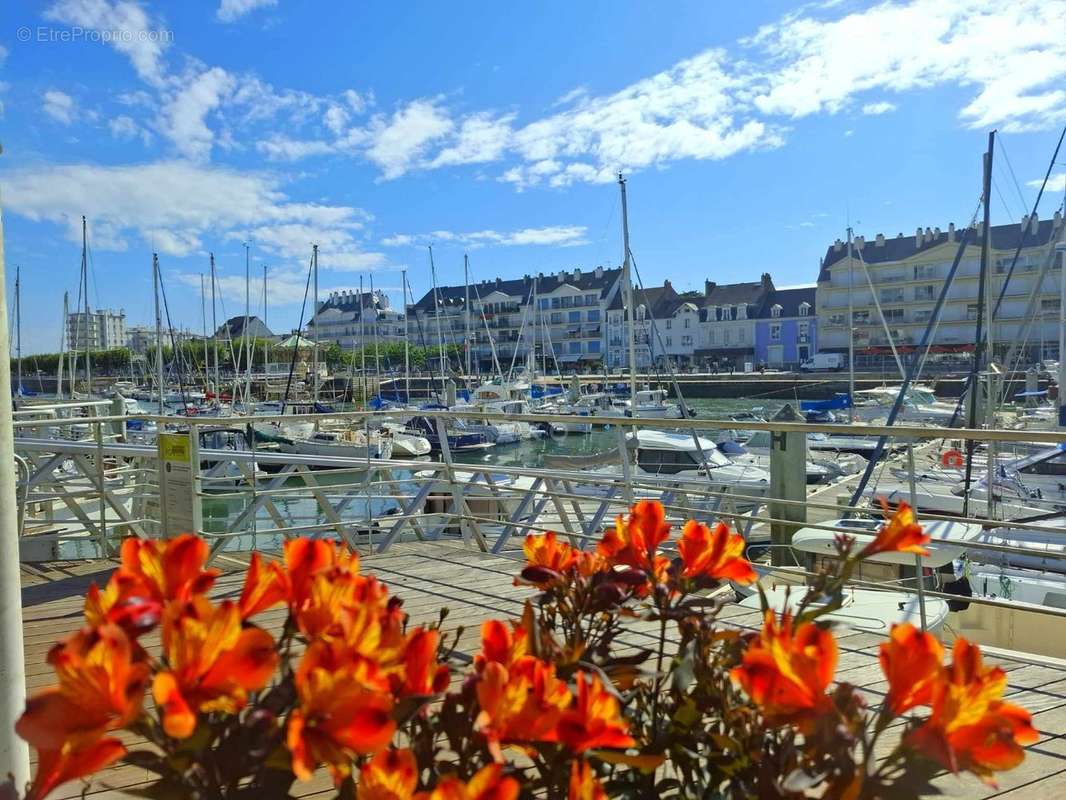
799, 302, 810, 317
729, 305, 736, 320
770, 304, 782, 318
636, 304, 646, 322
737, 305, 747, 320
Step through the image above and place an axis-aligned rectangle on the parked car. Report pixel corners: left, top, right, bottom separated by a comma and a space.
800, 353, 846, 372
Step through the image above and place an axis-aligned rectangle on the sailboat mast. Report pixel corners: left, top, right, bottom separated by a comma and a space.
153, 254, 164, 415
244, 243, 252, 406
14, 266, 21, 396
619, 174, 638, 409
846, 226, 855, 423
428, 246, 447, 399
370, 273, 380, 385
402, 268, 410, 405
57, 292, 68, 400
359, 274, 367, 406
200, 274, 209, 389
209, 253, 218, 396
81, 216, 92, 395
262, 264, 268, 331
464, 253, 471, 378
311, 245, 319, 404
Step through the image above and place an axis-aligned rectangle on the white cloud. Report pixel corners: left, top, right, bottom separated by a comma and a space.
0, 45, 8, 66
343, 89, 369, 114
747, 0, 1066, 132
861, 101, 896, 115
45, 0, 170, 86
382, 225, 588, 249
160, 66, 236, 160
0, 160, 386, 269
365, 99, 455, 179
108, 114, 152, 144
1029, 172, 1066, 193
323, 104, 348, 136
257, 135, 337, 161
429, 112, 515, 168
217, 0, 277, 23
42, 90, 76, 124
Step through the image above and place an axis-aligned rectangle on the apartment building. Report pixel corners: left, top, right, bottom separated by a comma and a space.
66, 308, 126, 352
693, 275, 775, 369
306, 290, 405, 351
408, 266, 622, 373
754, 286, 816, 368
817, 213, 1065, 367
125, 325, 198, 353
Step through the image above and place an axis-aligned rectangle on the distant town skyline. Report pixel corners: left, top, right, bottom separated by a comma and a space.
2, 0, 1065, 353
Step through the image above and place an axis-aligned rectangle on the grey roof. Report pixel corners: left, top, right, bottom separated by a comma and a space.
696, 275, 775, 321
818, 218, 1060, 282
607, 281, 680, 316
410, 267, 621, 312
758, 286, 816, 319
216, 316, 273, 338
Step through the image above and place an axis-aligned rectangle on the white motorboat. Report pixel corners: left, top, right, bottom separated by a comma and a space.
715, 439, 832, 485
790, 517, 983, 568
380, 423, 432, 457
278, 428, 393, 465
739, 585, 950, 636
852, 386, 961, 426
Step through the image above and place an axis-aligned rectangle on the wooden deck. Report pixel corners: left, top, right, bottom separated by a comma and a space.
19, 541, 1066, 798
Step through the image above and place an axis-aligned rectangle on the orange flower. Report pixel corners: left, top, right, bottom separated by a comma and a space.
677, 520, 756, 584
83, 573, 162, 638
118, 534, 220, 604
288, 652, 396, 783
860, 502, 931, 560
568, 761, 607, 800
907, 638, 1038, 785
238, 551, 288, 619
556, 671, 634, 753
731, 611, 837, 727
525, 531, 578, 572
475, 620, 529, 672
284, 537, 359, 610
415, 765, 519, 800
359, 748, 418, 800
152, 597, 277, 738
475, 658, 572, 760
879, 623, 944, 716
18, 624, 148, 752
397, 628, 450, 697
598, 499, 671, 572
24, 735, 126, 800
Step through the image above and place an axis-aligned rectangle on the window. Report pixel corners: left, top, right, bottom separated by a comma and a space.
852, 310, 870, 325
737, 305, 747, 319
709, 329, 718, 345
770, 323, 781, 341
883, 308, 905, 323
568, 311, 581, 323
587, 309, 600, 322
724, 329, 732, 345
799, 302, 810, 317
681, 335, 693, 346
637, 449, 700, 475
550, 312, 562, 324
561, 296, 573, 308
738, 328, 746, 344
666, 319, 672, 329
966, 304, 980, 320
666, 336, 673, 347
770, 304, 782, 318
683, 318, 690, 328
636, 305, 646, 321
588, 340, 600, 353
913, 309, 934, 323
569, 341, 581, 354
914, 285, 935, 301
880, 288, 904, 303
1041, 299, 1060, 313
585, 293, 597, 305
798, 322, 809, 340
829, 313, 845, 326
913, 265, 937, 280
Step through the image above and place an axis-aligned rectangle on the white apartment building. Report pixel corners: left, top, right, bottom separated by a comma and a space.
66, 308, 126, 351
409, 267, 622, 373
817, 213, 1065, 366
306, 290, 405, 351
693, 275, 775, 368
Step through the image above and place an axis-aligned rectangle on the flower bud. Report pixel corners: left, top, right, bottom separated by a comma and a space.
521, 565, 562, 584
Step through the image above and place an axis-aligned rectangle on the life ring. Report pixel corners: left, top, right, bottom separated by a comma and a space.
942, 449, 964, 468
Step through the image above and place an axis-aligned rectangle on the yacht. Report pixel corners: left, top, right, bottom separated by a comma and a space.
852, 386, 961, 426
277, 428, 394, 466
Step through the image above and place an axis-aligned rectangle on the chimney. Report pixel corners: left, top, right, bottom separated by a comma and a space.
833, 238, 843, 252
1055, 210, 1062, 225
663, 279, 672, 291
595, 266, 604, 279
975, 221, 984, 237
573, 268, 581, 280
1030, 212, 1039, 234
948, 222, 956, 242
496, 277, 502, 286
704, 280, 716, 297
1021, 214, 1030, 230
854, 234, 865, 250
875, 233, 885, 247
916, 227, 923, 246
761, 272, 773, 288
933, 227, 941, 239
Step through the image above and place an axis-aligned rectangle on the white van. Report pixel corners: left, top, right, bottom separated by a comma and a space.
800, 353, 846, 372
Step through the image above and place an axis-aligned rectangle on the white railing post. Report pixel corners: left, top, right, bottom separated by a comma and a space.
0, 199, 32, 788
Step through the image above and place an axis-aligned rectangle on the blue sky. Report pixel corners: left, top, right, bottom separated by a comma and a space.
1, 0, 1065, 354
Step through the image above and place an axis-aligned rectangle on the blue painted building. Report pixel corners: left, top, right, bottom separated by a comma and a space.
754, 286, 817, 369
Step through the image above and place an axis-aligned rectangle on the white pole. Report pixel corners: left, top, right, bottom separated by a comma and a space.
0, 200, 32, 787
619, 174, 638, 409
244, 243, 252, 407
209, 253, 219, 395
402, 268, 410, 405
1057, 242, 1066, 428
311, 244, 319, 404
847, 226, 855, 423
57, 292, 68, 400
153, 255, 164, 415
464, 253, 472, 378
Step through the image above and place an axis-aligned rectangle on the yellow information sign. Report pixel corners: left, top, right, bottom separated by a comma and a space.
159, 434, 191, 463
157, 432, 200, 535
